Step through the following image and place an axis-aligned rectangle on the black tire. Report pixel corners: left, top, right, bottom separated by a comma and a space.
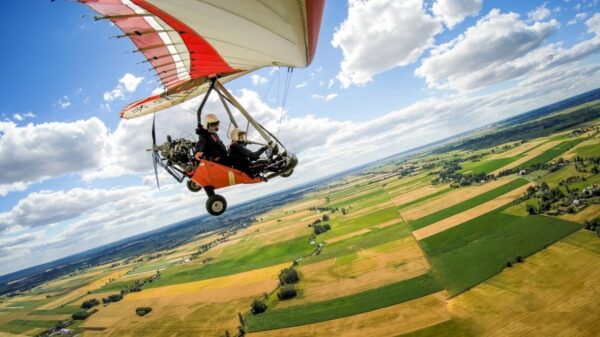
206, 194, 227, 216
281, 169, 294, 178
187, 180, 202, 193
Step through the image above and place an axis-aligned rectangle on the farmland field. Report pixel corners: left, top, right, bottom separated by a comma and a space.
2, 99, 599, 337
245, 273, 443, 332
408, 178, 529, 230
420, 210, 581, 296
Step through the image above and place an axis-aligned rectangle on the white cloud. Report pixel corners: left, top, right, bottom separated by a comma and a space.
528, 3, 552, 21
103, 73, 144, 102
0, 118, 108, 196
251, 74, 268, 86
12, 112, 35, 122
432, 0, 483, 29
328, 79, 335, 88
119, 73, 144, 92
58, 96, 71, 109
0, 187, 140, 231
311, 93, 338, 102
295, 81, 308, 88
332, 0, 441, 88
415, 9, 561, 90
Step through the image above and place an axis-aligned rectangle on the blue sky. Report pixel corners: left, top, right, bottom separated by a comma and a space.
1, 0, 599, 275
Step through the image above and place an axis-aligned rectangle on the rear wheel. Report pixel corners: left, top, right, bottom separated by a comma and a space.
187, 180, 202, 192
206, 195, 227, 216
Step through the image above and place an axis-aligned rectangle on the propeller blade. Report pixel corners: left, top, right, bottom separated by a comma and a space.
153, 153, 160, 190
151, 115, 160, 190
151, 113, 157, 147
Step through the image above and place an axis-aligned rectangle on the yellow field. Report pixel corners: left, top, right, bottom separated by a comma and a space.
81, 263, 288, 337
448, 231, 600, 336
391, 185, 443, 207
412, 183, 533, 240
486, 140, 545, 160
248, 292, 450, 337
281, 236, 430, 307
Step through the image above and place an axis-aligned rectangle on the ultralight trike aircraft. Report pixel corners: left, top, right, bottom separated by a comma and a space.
78, 0, 325, 215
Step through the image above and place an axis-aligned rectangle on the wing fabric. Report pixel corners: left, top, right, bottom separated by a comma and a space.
79, 0, 325, 119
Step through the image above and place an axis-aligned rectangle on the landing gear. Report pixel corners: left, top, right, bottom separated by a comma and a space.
281, 169, 294, 178
187, 180, 202, 192
206, 194, 227, 216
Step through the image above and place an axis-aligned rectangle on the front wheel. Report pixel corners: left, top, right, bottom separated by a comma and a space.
206, 195, 227, 216
281, 169, 294, 178
187, 180, 202, 192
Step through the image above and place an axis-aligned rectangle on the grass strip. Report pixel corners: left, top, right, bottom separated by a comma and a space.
246, 273, 442, 332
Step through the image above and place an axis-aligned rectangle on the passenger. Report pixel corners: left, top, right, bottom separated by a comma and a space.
194, 113, 228, 165
229, 128, 268, 176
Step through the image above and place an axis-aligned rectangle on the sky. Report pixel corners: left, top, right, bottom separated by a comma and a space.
1, 0, 599, 276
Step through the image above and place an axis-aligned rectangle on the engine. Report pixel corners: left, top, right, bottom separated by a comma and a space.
158, 136, 195, 171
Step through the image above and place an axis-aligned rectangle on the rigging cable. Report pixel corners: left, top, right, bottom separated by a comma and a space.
277, 67, 293, 138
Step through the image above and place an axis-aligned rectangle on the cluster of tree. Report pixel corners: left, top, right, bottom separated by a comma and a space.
395, 165, 417, 177
309, 206, 340, 213
102, 293, 123, 304
573, 155, 600, 173
279, 268, 300, 285
583, 218, 600, 236
136, 306, 152, 316
518, 181, 599, 215
72, 308, 98, 320
117, 270, 161, 295
498, 158, 569, 177
520, 183, 565, 214
422, 162, 437, 170
251, 298, 267, 314
277, 284, 297, 300
313, 223, 331, 235
81, 298, 100, 309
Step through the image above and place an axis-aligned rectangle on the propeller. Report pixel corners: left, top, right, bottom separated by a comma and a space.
151, 114, 160, 190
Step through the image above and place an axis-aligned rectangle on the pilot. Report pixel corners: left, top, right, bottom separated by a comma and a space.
228, 128, 268, 176
194, 113, 228, 165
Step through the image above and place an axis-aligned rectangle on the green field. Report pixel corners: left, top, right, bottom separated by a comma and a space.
144, 235, 313, 288
396, 187, 452, 210
460, 156, 522, 175
328, 188, 391, 210
30, 305, 80, 315
419, 209, 581, 296
517, 139, 583, 169
323, 206, 401, 239
1, 319, 55, 334
245, 273, 443, 332
307, 222, 410, 264
573, 143, 600, 158
408, 178, 529, 230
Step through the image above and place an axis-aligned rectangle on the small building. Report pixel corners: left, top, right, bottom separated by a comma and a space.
519, 170, 527, 175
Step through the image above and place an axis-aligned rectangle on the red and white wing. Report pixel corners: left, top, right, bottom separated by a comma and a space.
79, 0, 325, 119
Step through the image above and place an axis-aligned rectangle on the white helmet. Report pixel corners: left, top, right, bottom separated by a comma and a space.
203, 113, 220, 132
230, 128, 247, 142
